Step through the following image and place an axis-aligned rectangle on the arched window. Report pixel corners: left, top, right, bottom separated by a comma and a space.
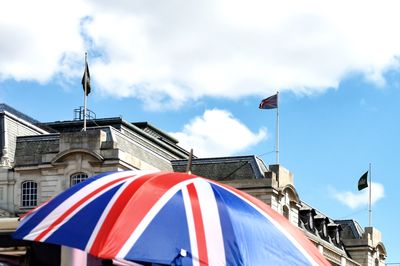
321, 222, 328, 238
21, 181, 37, 208
70, 172, 88, 186
283, 205, 290, 219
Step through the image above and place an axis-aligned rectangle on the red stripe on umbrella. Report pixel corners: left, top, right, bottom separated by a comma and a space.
187, 182, 209, 266
94, 172, 195, 259
35, 175, 134, 242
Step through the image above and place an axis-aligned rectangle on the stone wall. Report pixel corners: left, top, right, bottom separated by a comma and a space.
4, 114, 46, 164
9, 126, 190, 213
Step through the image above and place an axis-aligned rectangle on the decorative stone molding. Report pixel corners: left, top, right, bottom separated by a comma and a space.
0, 148, 11, 168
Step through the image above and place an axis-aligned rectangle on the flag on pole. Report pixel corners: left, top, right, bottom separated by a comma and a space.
81, 61, 91, 96
358, 171, 368, 191
259, 94, 278, 109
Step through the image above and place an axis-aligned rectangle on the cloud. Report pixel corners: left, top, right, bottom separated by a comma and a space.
169, 109, 267, 157
0, 0, 87, 82
2, 0, 400, 107
333, 182, 385, 209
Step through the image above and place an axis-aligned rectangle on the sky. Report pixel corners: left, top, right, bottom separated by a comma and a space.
0, 0, 399, 263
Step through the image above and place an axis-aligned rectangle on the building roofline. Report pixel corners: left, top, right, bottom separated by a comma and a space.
0, 103, 41, 125
172, 155, 267, 179
172, 155, 262, 164
335, 219, 364, 239
132, 122, 179, 144
43, 118, 190, 159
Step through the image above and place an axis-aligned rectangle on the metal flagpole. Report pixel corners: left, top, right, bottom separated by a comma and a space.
83, 52, 88, 132
368, 162, 372, 227
276, 91, 280, 164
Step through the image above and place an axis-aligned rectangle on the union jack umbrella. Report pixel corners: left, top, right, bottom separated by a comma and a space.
13, 171, 330, 266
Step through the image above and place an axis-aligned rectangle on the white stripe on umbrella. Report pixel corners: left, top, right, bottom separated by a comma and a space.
193, 180, 226, 266
85, 170, 159, 252
182, 185, 199, 266
24, 171, 139, 242
116, 178, 198, 259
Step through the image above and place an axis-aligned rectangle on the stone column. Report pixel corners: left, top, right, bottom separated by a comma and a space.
0, 119, 11, 168
61, 246, 87, 266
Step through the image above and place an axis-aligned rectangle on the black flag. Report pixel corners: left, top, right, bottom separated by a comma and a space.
81, 62, 91, 96
358, 171, 368, 191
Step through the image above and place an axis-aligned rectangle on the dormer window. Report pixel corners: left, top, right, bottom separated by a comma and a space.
283, 205, 290, 219
328, 224, 342, 246
308, 213, 314, 230
322, 223, 328, 238
299, 208, 316, 233
314, 216, 329, 239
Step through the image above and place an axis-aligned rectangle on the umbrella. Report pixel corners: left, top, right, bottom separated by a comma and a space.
13, 171, 330, 266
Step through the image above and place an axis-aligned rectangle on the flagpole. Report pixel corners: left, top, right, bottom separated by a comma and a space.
368, 162, 372, 227
83, 52, 88, 132
276, 91, 280, 164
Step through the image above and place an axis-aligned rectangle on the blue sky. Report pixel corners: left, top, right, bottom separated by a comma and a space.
1, 0, 399, 263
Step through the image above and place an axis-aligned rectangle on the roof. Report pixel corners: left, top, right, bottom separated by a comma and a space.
44, 119, 179, 145
172, 155, 268, 181
42, 117, 190, 158
132, 122, 179, 145
335, 219, 364, 239
0, 103, 40, 125
0, 104, 186, 156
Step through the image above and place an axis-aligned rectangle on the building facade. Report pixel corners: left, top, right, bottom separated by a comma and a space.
172, 157, 387, 266
0, 104, 191, 265
0, 103, 387, 265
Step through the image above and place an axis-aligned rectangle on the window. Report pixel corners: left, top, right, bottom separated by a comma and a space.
21, 181, 37, 208
71, 172, 88, 186
335, 229, 340, 245
283, 205, 290, 219
322, 223, 327, 238
308, 213, 314, 230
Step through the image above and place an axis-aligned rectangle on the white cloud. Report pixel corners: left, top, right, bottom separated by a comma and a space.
2, 0, 400, 106
333, 182, 385, 209
169, 109, 267, 157
0, 0, 88, 82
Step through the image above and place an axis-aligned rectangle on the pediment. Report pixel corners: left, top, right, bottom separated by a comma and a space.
279, 184, 300, 203
375, 242, 387, 258
51, 148, 104, 165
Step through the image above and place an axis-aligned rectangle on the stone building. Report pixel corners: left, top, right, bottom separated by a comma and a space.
0, 103, 190, 265
172, 156, 387, 266
0, 104, 189, 215
0, 103, 388, 265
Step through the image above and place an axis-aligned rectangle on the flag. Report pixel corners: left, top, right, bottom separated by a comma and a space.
81, 61, 91, 96
358, 171, 368, 191
259, 94, 278, 109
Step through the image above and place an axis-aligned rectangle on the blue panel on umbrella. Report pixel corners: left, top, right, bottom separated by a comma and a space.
211, 185, 243, 265
46, 183, 123, 250
211, 184, 312, 266
124, 190, 192, 266
13, 171, 118, 240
